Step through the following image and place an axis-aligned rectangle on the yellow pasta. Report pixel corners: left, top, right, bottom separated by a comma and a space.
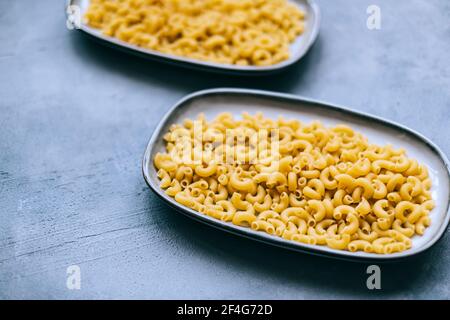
154, 112, 434, 254
84, 0, 305, 66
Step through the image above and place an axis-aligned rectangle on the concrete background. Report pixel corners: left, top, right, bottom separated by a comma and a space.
0, 0, 449, 299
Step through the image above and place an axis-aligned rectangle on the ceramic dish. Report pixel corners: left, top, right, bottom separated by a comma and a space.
67, 0, 320, 75
142, 88, 450, 262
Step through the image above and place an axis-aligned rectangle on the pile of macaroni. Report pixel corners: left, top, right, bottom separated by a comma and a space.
84, 0, 305, 66
154, 113, 434, 254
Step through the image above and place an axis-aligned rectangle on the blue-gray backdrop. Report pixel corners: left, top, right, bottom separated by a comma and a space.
0, 0, 449, 299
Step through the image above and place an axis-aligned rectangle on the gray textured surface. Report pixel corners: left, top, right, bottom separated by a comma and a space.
0, 0, 449, 299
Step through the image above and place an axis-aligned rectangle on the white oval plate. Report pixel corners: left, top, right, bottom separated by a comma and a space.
67, 0, 320, 74
142, 88, 450, 262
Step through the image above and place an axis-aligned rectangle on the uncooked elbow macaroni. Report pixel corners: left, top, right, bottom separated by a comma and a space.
154, 112, 434, 254
84, 0, 305, 66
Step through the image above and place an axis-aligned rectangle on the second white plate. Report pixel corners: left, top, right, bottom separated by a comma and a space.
67, 0, 320, 74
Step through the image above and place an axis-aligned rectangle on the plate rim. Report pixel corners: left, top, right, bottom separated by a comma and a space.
66, 0, 321, 74
142, 88, 450, 262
